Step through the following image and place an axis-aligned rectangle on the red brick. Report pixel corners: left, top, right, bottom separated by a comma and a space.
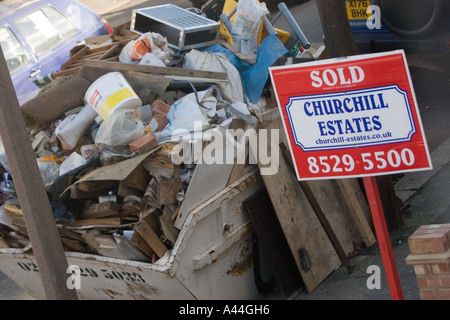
438, 288, 450, 300
150, 113, 169, 132
416, 277, 428, 288
129, 131, 158, 154
151, 99, 171, 116
417, 275, 450, 288
420, 289, 438, 300
408, 229, 450, 254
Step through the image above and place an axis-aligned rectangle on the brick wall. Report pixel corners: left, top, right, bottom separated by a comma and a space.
406, 224, 450, 300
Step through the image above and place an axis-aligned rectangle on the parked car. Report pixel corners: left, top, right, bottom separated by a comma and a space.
0, 0, 112, 105
345, 0, 450, 53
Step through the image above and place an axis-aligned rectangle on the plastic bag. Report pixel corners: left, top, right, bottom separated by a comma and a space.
183, 49, 244, 104
231, 0, 269, 64
59, 152, 87, 176
95, 109, 146, 155
119, 32, 171, 65
154, 86, 224, 143
139, 52, 166, 67
37, 156, 62, 186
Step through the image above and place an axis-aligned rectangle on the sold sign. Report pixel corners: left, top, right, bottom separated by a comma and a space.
269, 50, 432, 180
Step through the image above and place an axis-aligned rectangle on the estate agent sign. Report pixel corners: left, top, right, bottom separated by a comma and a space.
269, 50, 432, 180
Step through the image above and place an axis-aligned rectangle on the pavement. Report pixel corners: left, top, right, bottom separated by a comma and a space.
0, 0, 449, 301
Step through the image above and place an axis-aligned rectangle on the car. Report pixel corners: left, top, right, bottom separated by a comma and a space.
0, 0, 112, 105
344, 0, 450, 54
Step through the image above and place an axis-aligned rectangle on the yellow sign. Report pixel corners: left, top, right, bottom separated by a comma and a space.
345, 0, 372, 20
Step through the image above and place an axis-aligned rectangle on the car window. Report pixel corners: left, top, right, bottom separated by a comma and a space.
41, 6, 76, 40
0, 26, 29, 73
14, 5, 77, 57
14, 8, 61, 55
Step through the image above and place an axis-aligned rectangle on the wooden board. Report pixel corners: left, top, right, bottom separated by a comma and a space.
251, 118, 370, 293
134, 218, 168, 258
82, 60, 228, 81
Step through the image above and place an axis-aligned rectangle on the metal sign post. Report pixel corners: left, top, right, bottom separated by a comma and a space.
363, 175, 404, 299
269, 50, 432, 300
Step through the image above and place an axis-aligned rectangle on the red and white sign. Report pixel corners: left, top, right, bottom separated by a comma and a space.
269, 50, 432, 180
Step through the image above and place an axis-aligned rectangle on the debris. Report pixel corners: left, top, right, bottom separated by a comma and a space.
134, 213, 168, 259
0, 3, 373, 298
129, 131, 159, 155
21, 75, 93, 128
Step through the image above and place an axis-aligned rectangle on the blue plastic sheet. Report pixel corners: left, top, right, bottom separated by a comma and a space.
205, 33, 288, 104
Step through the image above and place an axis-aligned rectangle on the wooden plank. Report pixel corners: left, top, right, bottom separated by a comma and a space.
82, 229, 117, 255
98, 43, 123, 60
0, 49, 78, 299
337, 178, 377, 247
61, 46, 89, 70
51, 67, 81, 79
120, 199, 146, 217
226, 119, 249, 186
123, 165, 151, 192
69, 184, 109, 199
82, 60, 228, 80
78, 180, 118, 193
81, 201, 122, 219
134, 218, 168, 258
251, 118, 366, 293
67, 218, 121, 228
122, 71, 172, 97
130, 231, 155, 259
280, 143, 352, 274
160, 205, 180, 245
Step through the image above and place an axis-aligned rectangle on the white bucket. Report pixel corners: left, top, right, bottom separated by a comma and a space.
85, 72, 142, 120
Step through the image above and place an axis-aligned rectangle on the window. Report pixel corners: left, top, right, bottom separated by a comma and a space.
14, 6, 76, 56
41, 6, 76, 40
0, 26, 29, 73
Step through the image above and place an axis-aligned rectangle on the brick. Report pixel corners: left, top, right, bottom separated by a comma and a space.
408, 228, 450, 254
438, 288, 450, 300
414, 264, 432, 275
416, 275, 450, 288
418, 224, 450, 231
420, 288, 437, 300
431, 262, 450, 274
129, 131, 159, 154
151, 99, 171, 116
150, 113, 169, 132
416, 277, 428, 288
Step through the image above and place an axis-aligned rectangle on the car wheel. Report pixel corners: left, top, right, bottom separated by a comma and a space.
373, 0, 450, 39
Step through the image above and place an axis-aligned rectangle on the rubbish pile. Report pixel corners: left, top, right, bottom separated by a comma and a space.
0, 0, 320, 263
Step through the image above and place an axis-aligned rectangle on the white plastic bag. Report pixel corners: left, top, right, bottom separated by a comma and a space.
59, 152, 86, 176
119, 32, 171, 65
154, 86, 223, 143
139, 52, 166, 67
183, 50, 244, 104
95, 109, 145, 154
231, 0, 269, 64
